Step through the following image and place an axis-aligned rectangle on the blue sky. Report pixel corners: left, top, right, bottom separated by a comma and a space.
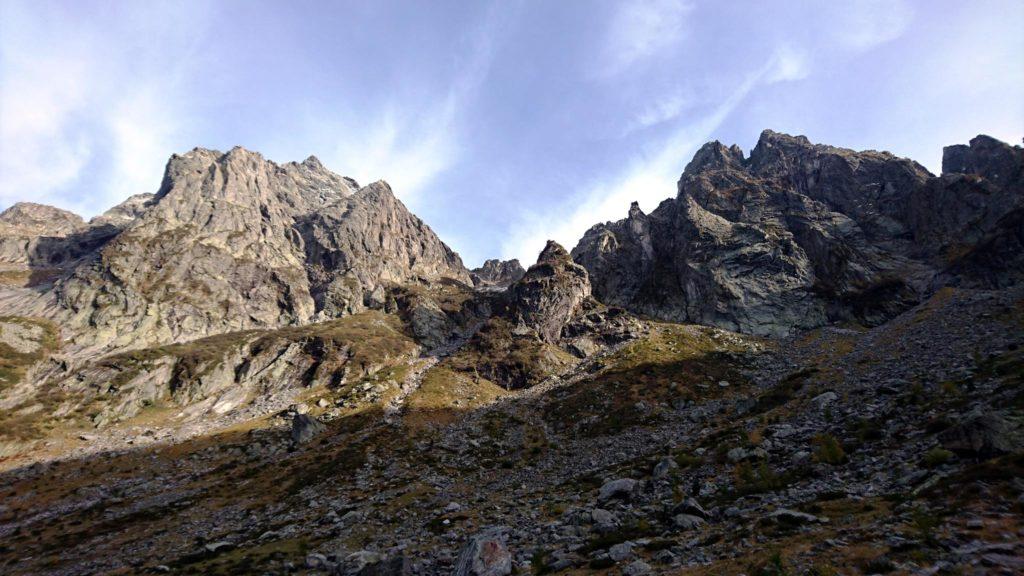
1, 0, 1022, 266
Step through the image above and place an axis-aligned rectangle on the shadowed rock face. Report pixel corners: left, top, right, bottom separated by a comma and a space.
470, 259, 525, 290
0, 202, 125, 287
573, 130, 1023, 336
0, 147, 469, 350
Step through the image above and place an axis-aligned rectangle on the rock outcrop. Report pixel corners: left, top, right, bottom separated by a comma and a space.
506, 242, 591, 344
573, 131, 1023, 335
88, 193, 156, 229
448, 241, 644, 389
470, 259, 525, 290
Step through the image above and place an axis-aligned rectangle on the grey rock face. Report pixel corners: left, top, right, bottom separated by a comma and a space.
573, 130, 1023, 335
930, 136, 1024, 288
296, 181, 471, 318
50, 147, 469, 349
88, 193, 156, 229
447, 241, 644, 390
470, 259, 525, 290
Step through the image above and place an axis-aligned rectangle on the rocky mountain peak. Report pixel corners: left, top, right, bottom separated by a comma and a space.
682, 140, 746, 176
0, 202, 86, 237
88, 194, 156, 229
470, 258, 525, 290
47, 147, 469, 349
300, 154, 325, 170
575, 130, 1024, 335
537, 240, 572, 264
942, 134, 1023, 183
156, 146, 357, 208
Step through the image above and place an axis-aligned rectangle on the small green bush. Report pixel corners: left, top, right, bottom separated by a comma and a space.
813, 433, 847, 465
921, 447, 954, 468
674, 452, 702, 468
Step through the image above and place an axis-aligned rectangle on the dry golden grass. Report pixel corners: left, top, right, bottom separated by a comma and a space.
403, 365, 508, 429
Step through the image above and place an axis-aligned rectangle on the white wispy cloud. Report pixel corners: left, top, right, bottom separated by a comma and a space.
323, 4, 509, 207
765, 45, 810, 84
624, 89, 695, 134
834, 0, 914, 51
0, 4, 94, 211
501, 47, 807, 265
104, 85, 190, 207
0, 1, 210, 217
598, 0, 695, 78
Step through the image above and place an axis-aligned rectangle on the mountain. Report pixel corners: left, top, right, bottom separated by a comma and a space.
572, 130, 1024, 335
1, 133, 1022, 576
470, 258, 525, 290
0, 147, 474, 434
0, 147, 472, 350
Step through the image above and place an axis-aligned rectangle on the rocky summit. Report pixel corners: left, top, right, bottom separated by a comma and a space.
0, 133, 1022, 576
573, 131, 1023, 335
470, 259, 526, 291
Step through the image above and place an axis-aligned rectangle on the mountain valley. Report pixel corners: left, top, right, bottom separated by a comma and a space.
0, 131, 1021, 576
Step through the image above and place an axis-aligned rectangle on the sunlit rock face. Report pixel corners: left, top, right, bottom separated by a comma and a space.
0, 147, 469, 350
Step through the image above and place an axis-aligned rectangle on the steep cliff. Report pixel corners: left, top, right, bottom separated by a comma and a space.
573, 131, 1023, 335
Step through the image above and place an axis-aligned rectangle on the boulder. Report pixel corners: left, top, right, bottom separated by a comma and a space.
598, 478, 639, 502
652, 457, 679, 479
291, 414, 326, 444
623, 560, 651, 576
672, 514, 706, 530
671, 497, 709, 519
453, 528, 512, 576
939, 409, 1023, 457
608, 542, 633, 562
